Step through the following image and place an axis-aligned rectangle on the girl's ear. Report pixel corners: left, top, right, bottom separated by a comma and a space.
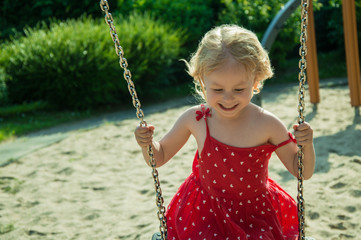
252, 76, 260, 90
252, 74, 265, 94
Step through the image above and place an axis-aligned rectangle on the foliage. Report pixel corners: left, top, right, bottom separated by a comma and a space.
0, 14, 186, 110
0, 68, 8, 106
0, 0, 118, 40
0, 101, 48, 117
0, 177, 23, 194
0, 108, 93, 142
270, 49, 347, 85
0, 83, 191, 143
314, 0, 361, 57
217, 0, 301, 68
317, 49, 347, 79
116, 0, 221, 51
0, 222, 14, 234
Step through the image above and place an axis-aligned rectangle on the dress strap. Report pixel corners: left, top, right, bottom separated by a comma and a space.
275, 132, 297, 149
196, 104, 211, 135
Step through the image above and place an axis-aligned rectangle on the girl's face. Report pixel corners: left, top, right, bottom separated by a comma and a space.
203, 58, 256, 120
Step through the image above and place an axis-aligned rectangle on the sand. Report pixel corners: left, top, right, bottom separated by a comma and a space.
0, 78, 360, 240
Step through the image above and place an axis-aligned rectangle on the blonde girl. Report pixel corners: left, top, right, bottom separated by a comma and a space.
135, 24, 315, 240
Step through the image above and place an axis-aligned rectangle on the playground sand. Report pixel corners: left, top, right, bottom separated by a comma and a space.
0, 80, 360, 240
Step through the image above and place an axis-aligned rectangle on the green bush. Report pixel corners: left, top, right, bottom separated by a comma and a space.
314, 0, 361, 57
0, 14, 186, 110
0, 0, 118, 40
117, 0, 220, 51
217, 0, 301, 68
0, 68, 8, 106
0, 101, 48, 118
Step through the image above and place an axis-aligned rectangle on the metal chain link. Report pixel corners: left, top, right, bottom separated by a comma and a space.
297, 0, 309, 239
99, 1, 167, 239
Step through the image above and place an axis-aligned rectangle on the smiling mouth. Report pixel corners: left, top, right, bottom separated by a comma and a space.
219, 104, 238, 111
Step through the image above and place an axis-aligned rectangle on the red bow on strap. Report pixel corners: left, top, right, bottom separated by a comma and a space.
196, 106, 211, 121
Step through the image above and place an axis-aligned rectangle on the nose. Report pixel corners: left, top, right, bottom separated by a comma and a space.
223, 92, 235, 101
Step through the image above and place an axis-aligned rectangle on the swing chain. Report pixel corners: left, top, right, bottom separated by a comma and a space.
100, 0, 144, 122
99, 1, 168, 239
297, 0, 308, 239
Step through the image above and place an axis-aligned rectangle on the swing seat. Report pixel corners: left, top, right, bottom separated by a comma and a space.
151, 232, 315, 239
151, 232, 161, 240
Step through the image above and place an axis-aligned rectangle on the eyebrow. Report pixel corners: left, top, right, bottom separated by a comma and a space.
210, 83, 247, 87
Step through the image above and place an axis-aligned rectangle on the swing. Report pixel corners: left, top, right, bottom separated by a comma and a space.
99, 1, 315, 239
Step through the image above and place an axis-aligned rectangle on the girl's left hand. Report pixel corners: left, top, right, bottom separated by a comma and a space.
293, 122, 314, 147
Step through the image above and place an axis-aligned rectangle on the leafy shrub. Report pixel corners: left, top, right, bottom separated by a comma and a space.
0, 68, 8, 106
0, 0, 118, 40
314, 0, 361, 57
0, 101, 48, 118
116, 0, 220, 51
0, 14, 186, 110
217, 0, 301, 68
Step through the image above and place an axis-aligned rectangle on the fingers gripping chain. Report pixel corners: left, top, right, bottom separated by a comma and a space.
99, 1, 168, 239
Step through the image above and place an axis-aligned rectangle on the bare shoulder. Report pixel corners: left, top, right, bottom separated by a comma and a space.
178, 104, 208, 136
176, 105, 203, 127
251, 104, 289, 145
253, 106, 285, 128
179, 105, 201, 120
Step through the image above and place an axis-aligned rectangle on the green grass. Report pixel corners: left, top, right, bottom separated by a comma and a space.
0, 223, 14, 235
0, 176, 23, 194
0, 103, 93, 142
0, 101, 48, 117
0, 83, 192, 143
268, 49, 347, 86
317, 50, 347, 79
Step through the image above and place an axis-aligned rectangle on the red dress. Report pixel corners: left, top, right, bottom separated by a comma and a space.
165, 105, 299, 240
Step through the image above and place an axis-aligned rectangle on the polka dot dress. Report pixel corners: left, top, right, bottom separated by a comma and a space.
165, 105, 299, 240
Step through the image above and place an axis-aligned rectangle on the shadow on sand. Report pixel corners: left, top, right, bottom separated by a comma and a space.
278, 106, 361, 182
313, 106, 361, 174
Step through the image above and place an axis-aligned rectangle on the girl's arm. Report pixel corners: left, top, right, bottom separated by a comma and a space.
267, 115, 315, 180
134, 108, 193, 168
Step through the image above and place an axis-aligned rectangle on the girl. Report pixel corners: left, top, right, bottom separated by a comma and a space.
134, 25, 315, 240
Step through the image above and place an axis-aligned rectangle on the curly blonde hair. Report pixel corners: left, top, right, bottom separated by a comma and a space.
184, 24, 273, 101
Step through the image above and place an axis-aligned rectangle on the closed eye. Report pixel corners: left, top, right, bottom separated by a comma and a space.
235, 89, 244, 92
213, 89, 223, 92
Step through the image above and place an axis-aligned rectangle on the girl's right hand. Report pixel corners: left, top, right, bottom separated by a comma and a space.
134, 124, 155, 148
